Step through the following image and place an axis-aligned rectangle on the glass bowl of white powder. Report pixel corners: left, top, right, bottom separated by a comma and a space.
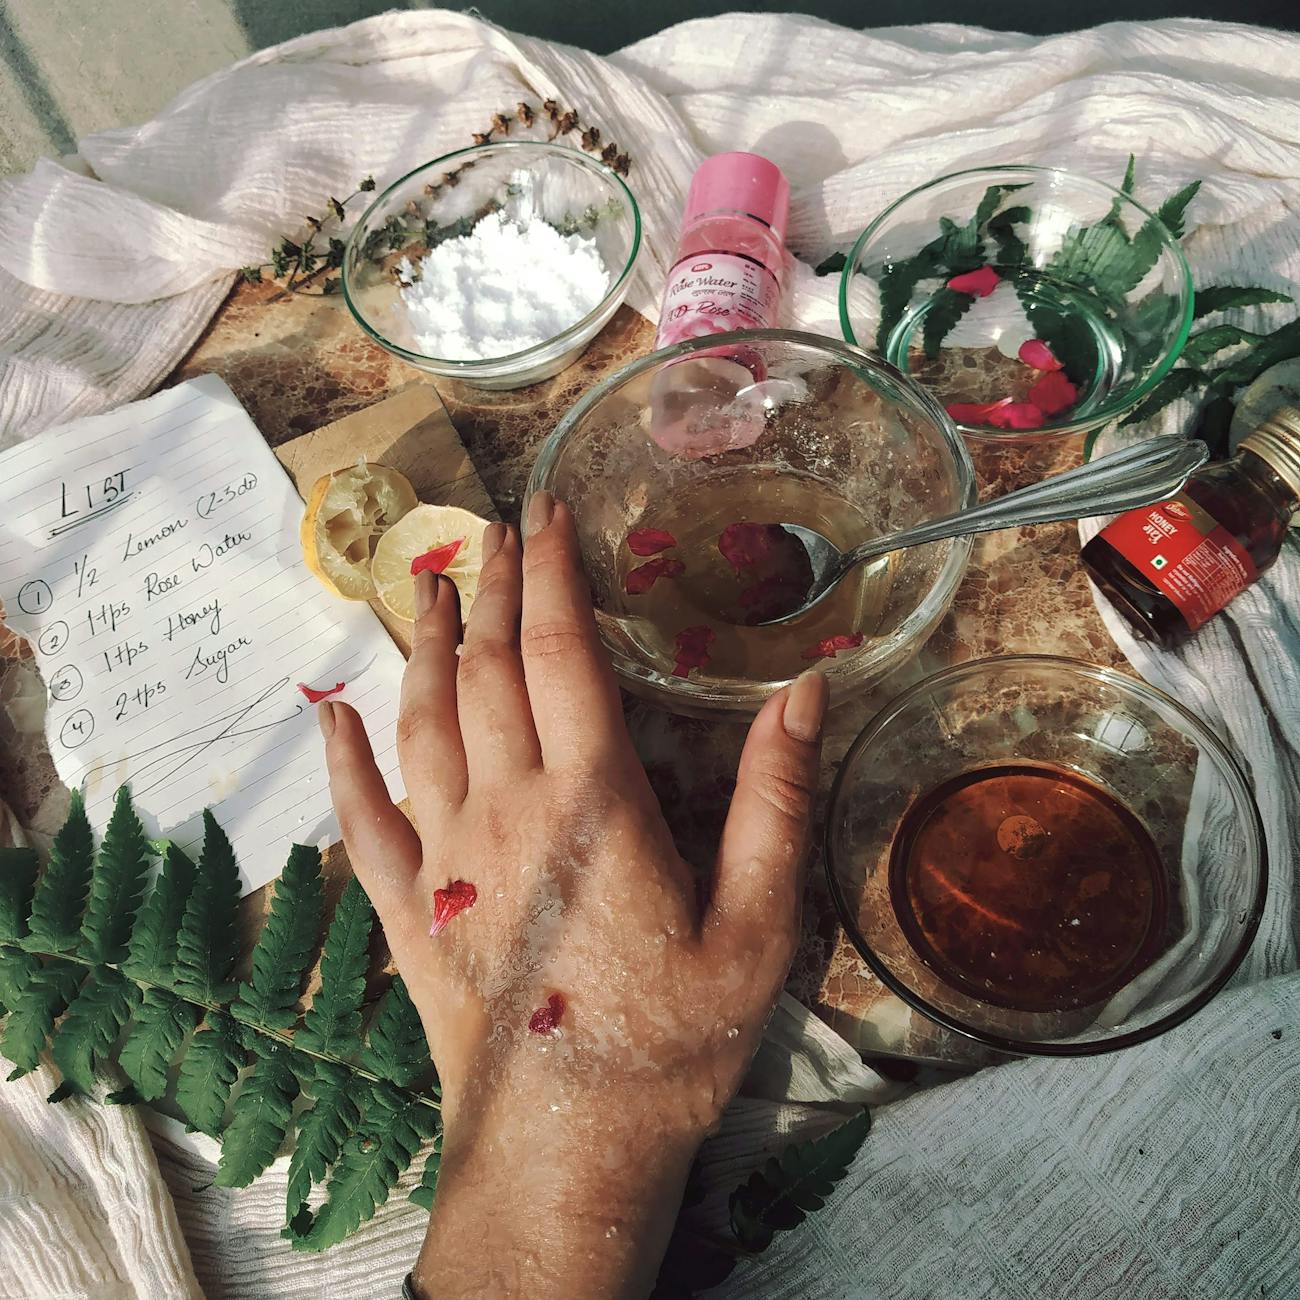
342, 141, 641, 390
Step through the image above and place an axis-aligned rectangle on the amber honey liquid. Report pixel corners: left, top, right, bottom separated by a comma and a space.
616, 472, 893, 680
889, 762, 1168, 1013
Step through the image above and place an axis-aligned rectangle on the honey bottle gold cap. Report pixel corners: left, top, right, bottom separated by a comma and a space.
1242, 405, 1300, 510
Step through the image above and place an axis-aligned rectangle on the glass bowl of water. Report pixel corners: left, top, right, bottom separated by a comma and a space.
525, 329, 975, 714
342, 141, 641, 390
839, 166, 1194, 442
826, 655, 1266, 1055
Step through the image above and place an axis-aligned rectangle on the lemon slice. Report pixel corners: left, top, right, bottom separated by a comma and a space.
301, 461, 419, 600
371, 503, 489, 622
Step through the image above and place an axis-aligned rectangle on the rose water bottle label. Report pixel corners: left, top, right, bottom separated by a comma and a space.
657, 253, 780, 348
1100, 494, 1258, 630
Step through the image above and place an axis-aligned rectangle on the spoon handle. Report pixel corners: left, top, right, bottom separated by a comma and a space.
843, 435, 1211, 567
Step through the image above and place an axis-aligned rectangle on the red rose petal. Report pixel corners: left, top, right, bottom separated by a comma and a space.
297, 681, 345, 703
529, 992, 566, 1034
946, 399, 1014, 426
625, 556, 686, 595
800, 633, 864, 661
410, 538, 464, 577
627, 527, 678, 556
946, 265, 1001, 298
430, 879, 477, 937
987, 402, 1048, 431
672, 624, 716, 678
1027, 370, 1079, 417
718, 521, 778, 571
1018, 339, 1062, 371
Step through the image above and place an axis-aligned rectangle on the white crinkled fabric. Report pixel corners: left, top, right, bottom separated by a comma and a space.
0, 12, 1297, 1299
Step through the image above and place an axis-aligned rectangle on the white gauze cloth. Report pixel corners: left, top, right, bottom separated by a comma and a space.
1, 12, 1298, 1300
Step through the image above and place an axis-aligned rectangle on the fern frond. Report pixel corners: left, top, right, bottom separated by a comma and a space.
408, 1132, 443, 1211
174, 1010, 244, 1136
232, 844, 323, 1031
1154, 179, 1202, 240
360, 976, 431, 1090
285, 1061, 362, 1221
1193, 285, 1291, 319
122, 844, 197, 984
48, 966, 141, 1099
215, 1040, 300, 1187
729, 1109, 871, 1252
2, 959, 83, 1078
117, 988, 199, 1101
290, 1081, 438, 1252
25, 790, 94, 954
0, 848, 40, 944
80, 787, 153, 965
173, 811, 242, 1004
295, 878, 373, 1057
0, 945, 40, 1012
921, 288, 974, 359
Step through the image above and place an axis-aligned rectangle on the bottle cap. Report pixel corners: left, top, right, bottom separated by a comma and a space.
1242, 405, 1300, 510
684, 152, 791, 243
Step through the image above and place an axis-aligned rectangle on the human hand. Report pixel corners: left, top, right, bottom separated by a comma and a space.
319, 491, 828, 1298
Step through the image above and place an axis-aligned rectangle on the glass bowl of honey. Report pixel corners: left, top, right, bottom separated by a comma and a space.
826, 655, 1266, 1055
526, 329, 975, 713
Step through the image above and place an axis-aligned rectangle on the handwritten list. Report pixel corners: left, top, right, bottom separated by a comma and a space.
0, 375, 409, 893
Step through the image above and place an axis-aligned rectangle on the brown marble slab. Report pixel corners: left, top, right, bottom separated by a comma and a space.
1, 279, 1132, 1067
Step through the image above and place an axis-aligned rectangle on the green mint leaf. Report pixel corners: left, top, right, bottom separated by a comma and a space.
1193, 285, 1292, 319
118, 988, 199, 1101
173, 810, 241, 1005
286, 1061, 363, 1221
232, 844, 323, 1032
81, 786, 153, 965
122, 843, 197, 984
729, 1109, 871, 1253
174, 1011, 245, 1137
296, 878, 373, 1058
215, 1041, 300, 1188
49, 966, 141, 1099
1118, 367, 1206, 427
26, 789, 94, 954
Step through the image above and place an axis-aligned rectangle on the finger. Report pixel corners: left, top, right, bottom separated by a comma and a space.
398, 571, 469, 827
519, 492, 633, 771
709, 671, 828, 951
322, 701, 423, 921
456, 524, 542, 780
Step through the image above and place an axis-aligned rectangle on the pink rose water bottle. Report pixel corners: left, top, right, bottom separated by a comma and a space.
650, 152, 791, 458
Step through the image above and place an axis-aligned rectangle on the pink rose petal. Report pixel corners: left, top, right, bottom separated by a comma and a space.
624, 556, 685, 595
1018, 339, 1063, 371
946, 399, 1014, 426
626, 527, 678, 556
1027, 370, 1079, 417
987, 402, 1048, 431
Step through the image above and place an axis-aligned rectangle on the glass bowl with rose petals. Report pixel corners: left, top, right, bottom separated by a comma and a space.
525, 329, 975, 715
839, 166, 1195, 443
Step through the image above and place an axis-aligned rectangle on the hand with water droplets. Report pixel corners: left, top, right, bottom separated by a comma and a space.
319, 493, 829, 1299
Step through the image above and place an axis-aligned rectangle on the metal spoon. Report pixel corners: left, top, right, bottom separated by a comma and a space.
750, 435, 1211, 626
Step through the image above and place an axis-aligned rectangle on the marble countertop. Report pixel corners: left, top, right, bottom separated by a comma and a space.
1, 281, 1132, 1069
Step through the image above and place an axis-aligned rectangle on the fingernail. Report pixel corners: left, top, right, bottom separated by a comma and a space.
783, 670, 828, 743
482, 521, 507, 559
415, 569, 437, 618
527, 490, 555, 537
317, 700, 336, 739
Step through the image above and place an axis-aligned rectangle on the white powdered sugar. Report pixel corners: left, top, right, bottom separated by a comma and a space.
397, 183, 610, 360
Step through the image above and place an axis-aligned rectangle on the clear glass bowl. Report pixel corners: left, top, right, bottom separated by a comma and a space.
526, 329, 975, 714
840, 166, 1194, 443
342, 141, 641, 390
826, 655, 1266, 1055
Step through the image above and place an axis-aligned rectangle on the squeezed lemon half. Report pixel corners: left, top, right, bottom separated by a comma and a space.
371, 503, 489, 622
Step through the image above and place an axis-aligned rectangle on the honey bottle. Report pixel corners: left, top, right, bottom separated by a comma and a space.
1081, 407, 1300, 647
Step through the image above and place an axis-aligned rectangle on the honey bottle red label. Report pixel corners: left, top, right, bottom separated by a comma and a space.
1098, 494, 1258, 631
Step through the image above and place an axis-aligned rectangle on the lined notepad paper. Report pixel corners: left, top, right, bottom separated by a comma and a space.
0, 375, 409, 893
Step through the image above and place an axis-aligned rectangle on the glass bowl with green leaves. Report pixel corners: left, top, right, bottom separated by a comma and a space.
342, 141, 641, 390
839, 164, 1195, 442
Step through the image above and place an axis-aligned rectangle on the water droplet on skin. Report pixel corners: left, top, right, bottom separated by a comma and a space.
605, 1225, 619, 1239
726, 1027, 739, 1039
549, 1104, 560, 1113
